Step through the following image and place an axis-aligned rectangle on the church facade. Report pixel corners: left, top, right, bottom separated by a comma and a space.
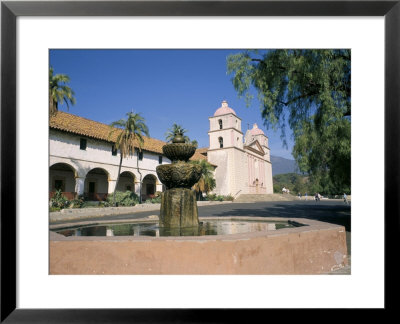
206, 101, 273, 197
49, 100, 273, 201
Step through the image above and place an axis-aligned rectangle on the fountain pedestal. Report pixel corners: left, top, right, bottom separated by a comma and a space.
159, 188, 199, 228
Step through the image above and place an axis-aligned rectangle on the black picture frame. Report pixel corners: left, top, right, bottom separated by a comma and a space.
1, 0, 398, 322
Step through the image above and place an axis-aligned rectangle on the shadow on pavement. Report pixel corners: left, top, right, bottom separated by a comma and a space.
201, 202, 351, 232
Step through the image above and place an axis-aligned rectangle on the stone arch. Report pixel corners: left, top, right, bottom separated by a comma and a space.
218, 119, 223, 129
116, 171, 136, 192
142, 173, 157, 200
84, 167, 110, 201
49, 163, 77, 200
218, 137, 224, 148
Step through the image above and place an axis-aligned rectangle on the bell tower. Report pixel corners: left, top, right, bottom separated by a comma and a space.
208, 100, 243, 150
207, 100, 245, 196
244, 123, 271, 162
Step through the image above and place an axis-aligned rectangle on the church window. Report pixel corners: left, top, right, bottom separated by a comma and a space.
111, 145, 118, 156
218, 119, 223, 129
80, 138, 87, 150
219, 137, 223, 148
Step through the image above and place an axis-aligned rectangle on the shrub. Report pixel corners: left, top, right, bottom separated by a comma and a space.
149, 196, 161, 204
99, 201, 110, 208
205, 193, 216, 201
49, 190, 70, 209
70, 196, 85, 208
107, 191, 139, 206
205, 194, 233, 202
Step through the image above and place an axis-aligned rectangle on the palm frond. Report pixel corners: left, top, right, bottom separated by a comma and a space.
49, 67, 75, 115
108, 111, 149, 158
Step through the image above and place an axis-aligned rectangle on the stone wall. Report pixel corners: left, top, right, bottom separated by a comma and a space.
49, 218, 348, 275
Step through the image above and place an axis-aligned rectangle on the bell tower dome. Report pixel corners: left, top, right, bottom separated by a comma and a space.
208, 100, 243, 150
244, 123, 271, 162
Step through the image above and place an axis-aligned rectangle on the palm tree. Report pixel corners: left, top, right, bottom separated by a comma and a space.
49, 67, 76, 116
191, 139, 198, 148
109, 112, 150, 206
190, 159, 216, 200
165, 123, 190, 143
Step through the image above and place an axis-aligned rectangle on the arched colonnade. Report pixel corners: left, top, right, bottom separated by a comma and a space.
49, 160, 162, 201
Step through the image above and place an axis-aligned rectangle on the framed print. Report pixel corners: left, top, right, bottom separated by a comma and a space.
1, 0, 398, 321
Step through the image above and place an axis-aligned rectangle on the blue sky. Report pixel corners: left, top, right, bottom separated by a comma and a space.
50, 49, 294, 159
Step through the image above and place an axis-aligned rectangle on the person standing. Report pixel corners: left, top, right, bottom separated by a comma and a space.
343, 193, 348, 205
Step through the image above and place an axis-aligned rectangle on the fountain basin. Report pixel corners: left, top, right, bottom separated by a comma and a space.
54, 219, 303, 237
49, 217, 348, 274
156, 162, 202, 189
162, 143, 197, 162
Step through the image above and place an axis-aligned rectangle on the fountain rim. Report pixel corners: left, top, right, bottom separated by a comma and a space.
49, 216, 342, 242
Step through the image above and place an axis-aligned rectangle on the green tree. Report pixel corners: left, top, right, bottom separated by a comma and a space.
293, 174, 305, 194
165, 123, 190, 143
165, 123, 199, 147
191, 139, 199, 148
227, 49, 351, 192
109, 112, 149, 206
49, 66, 76, 116
190, 159, 216, 200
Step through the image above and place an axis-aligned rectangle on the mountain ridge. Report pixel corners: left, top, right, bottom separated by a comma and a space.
271, 155, 299, 176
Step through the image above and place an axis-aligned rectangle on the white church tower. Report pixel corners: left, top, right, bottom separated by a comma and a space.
207, 101, 273, 196
244, 123, 273, 194
207, 100, 247, 196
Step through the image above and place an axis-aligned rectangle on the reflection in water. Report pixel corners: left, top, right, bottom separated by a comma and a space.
56, 220, 303, 237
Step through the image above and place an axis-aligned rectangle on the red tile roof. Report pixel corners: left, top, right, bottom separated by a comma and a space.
50, 111, 212, 164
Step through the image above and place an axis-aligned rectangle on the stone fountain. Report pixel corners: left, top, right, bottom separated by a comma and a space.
156, 133, 202, 231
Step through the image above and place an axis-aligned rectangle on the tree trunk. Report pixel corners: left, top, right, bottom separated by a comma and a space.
137, 150, 142, 204
113, 154, 123, 206
49, 95, 57, 116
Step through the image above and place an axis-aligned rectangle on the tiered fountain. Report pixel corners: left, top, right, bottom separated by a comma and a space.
156, 133, 202, 235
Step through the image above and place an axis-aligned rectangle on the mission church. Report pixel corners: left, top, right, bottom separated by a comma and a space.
49, 100, 273, 201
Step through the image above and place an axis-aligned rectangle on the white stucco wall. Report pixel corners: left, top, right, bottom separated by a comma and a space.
207, 149, 229, 195
209, 113, 241, 132
208, 128, 243, 150
49, 130, 169, 198
231, 148, 249, 196
265, 159, 273, 194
